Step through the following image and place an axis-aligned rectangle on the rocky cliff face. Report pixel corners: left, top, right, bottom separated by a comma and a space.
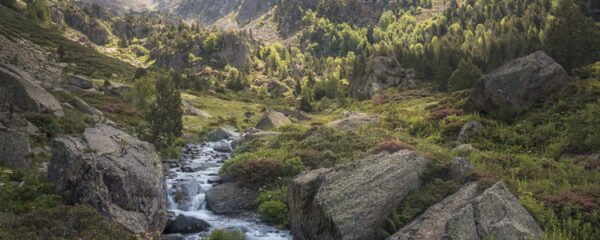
236, 0, 277, 26
175, 0, 241, 26
61, 5, 113, 45
48, 125, 168, 234
288, 150, 428, 240
351, 56, 418, 98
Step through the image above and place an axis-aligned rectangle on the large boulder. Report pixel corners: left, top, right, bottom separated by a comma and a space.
464, 51, 568, 113
326, 111, 380, 131
350, 56, 418, 98
288, 150, 428, 240
206, 125, 239, 141
0, 128, 32, 169
256, 110, 291, 130
48, 124, 167, 234
389, 181, 543, 240
105, 84, 132, 100
205, 182, 258, 214
164, 214, 210, 234
388, 182, 481, 240
443, 182, 544, 240
67, 75, 94, 89
0, 65, 64, 117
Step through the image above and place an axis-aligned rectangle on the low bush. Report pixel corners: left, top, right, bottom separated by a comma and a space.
370, 140, 415, 154
257, 201, 288, 225
228, 158, 284, 186
204, 229, 246, 240
0, 205, 132, 239
0, 169, 61, 214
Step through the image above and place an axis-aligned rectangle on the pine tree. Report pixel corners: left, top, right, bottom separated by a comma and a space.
148, 74, 183, 148
447, 59, 483, 92
544, 0, 600, 71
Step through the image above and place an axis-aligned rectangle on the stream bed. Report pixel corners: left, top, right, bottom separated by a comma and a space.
164, 139, 292, 240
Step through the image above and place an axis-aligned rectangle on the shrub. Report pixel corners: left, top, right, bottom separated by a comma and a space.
257, 201, 288, 225
229, 158, 284, 186
24, 112, 64, 138
0, 169, 61, 214
447, 59, 483, 92
371, 140, 415, 154
255, 187, 288, 206
204, 229, 246, 240
0, 205, 132, 239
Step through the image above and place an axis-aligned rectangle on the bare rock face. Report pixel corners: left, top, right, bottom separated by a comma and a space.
288, 150, 428, 240
48, 124, 167, 234
388, 182, 481, 240
0, 127, 32, 169
443, 182, 544, 240
351, 56, 418, 98
256, 110, 291, 130
0, 65, 64, 117
63, 6, 112, 45
464, 51, 568, 114
326, 111, 380, 131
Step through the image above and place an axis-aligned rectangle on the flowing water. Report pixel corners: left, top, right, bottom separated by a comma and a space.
165, 139, 292, 240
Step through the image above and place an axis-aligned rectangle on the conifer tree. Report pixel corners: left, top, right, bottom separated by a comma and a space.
148, 74, 183, 148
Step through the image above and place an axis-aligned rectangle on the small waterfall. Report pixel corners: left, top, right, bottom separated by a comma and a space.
164, 139, 292, 240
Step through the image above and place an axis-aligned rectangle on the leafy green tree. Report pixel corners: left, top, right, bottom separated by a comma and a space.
25, 0, 49, 23
203, 33, 219, 53
544, 0, 600, 71
0, 0, 17, 9
148, 74, 183, 148
447, 59, 483, 92
131, 76, 155, 112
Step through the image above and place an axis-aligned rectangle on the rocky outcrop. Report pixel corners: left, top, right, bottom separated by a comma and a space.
205, 182, 258, 214
236, 0, 276, 25
0, 35, 62, 85
214, 32, 251, 69
464, 51, 568, 114
73, 97, 103, 116
231, 129, 280, 148
175, 0, 240, 26
206, 125, 239, 141
164, 214, 211, 234
388, 181, 543, 240
278, 108, 311, 121
48, 124, 167, 234
351, 56, 418, 98
388, 182, 481, 240
266, 79, 289, 95
326, 111, 379, 131
288, 150, 428, 240
443, 182, 544, 240
457, 121, 484, 143
256, 110, 291, 130
182, 100, 212, 118
0, 128, 32, 169
63, 6, 112, 45
65, 75, 94, 89
0, 65, 64, 117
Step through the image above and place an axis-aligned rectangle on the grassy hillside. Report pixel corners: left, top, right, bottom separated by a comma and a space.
0, 5, 135, 79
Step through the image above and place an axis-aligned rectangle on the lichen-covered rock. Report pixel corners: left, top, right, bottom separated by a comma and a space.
457, 121, 484, 143
288, 150, 428, 240
205, 182, 258, 214
447, 157, 474, 181
73, 96, 103, 116
48, 124, 167, 234
256, 110, 291, 130
206, 125, 239, 141
0, 128, 31, 169
67, 75, 94, 89
326, 111, 380, 131
464, 51, 568, 114
388, 182, 481, 240
0, 65, 64, 117
443, 182, 544, 240
183, 100, 212, 118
